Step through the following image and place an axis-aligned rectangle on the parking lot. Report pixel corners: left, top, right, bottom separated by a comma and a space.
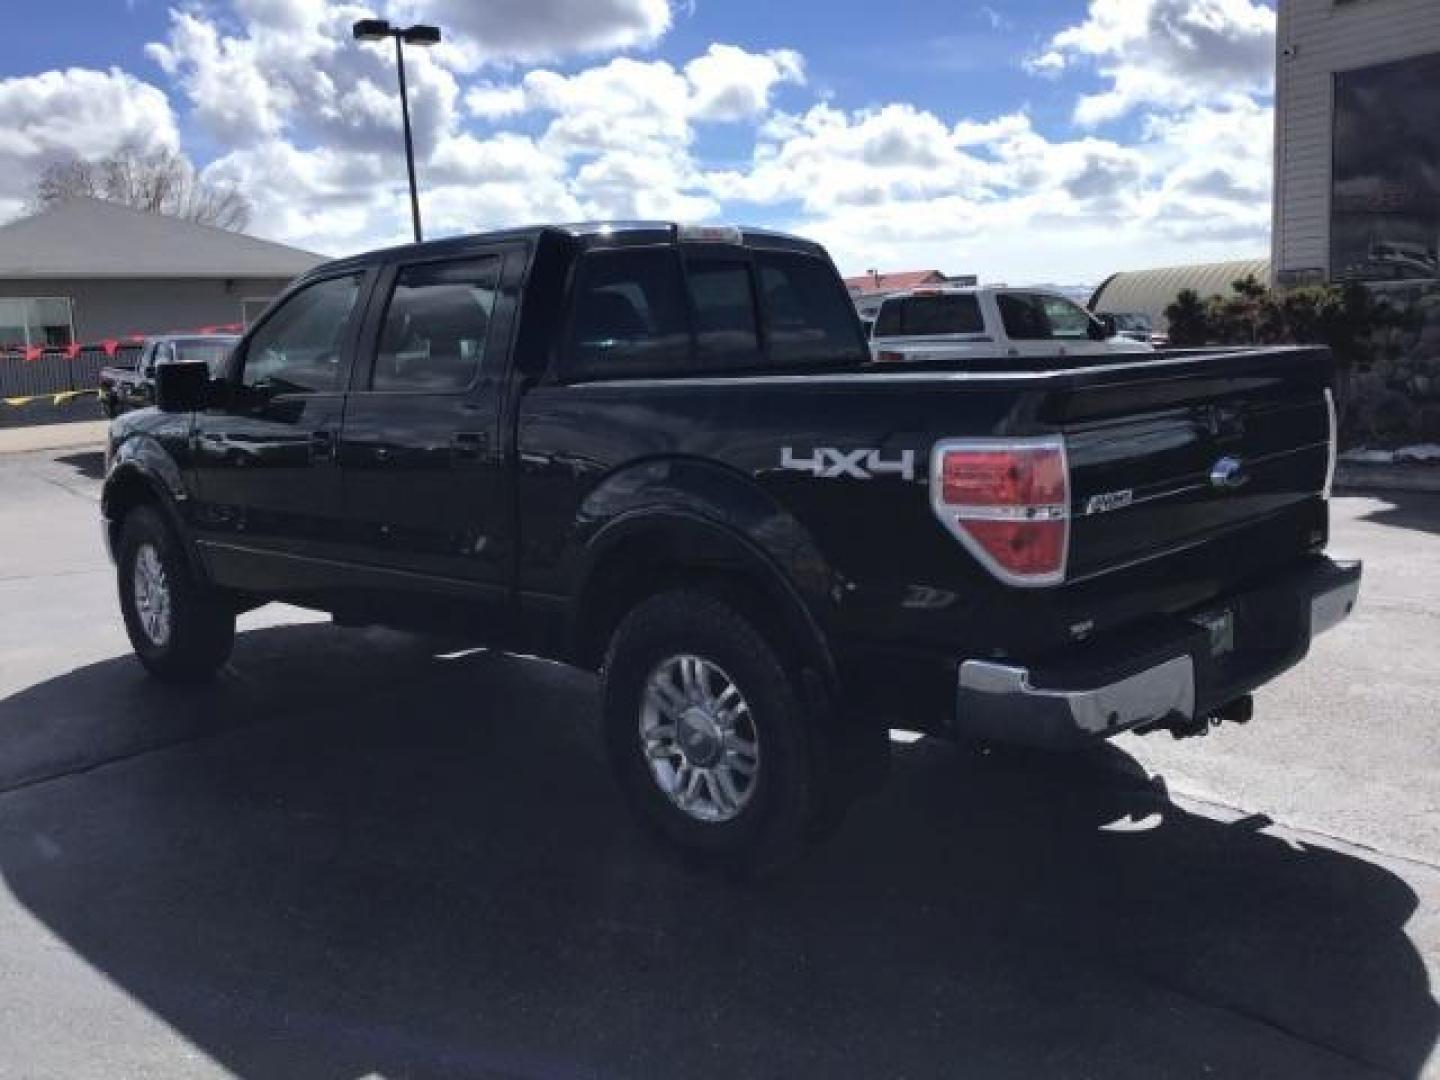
0, 441, 1437, 1079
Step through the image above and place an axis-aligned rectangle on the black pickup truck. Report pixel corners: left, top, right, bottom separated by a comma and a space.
99, 334, 239, 417
101, 222, 1360, 869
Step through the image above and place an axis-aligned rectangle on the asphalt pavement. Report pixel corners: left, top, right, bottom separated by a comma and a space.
0, 444, 1436, 1079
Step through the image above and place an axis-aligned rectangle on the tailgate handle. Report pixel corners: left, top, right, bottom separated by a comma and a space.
1209, 456, 1249, 491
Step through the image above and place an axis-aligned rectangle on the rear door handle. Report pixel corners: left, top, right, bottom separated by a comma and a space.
311, 429, 337, 462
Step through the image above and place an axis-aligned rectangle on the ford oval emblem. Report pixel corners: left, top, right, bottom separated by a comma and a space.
1209, 456, 1248, 490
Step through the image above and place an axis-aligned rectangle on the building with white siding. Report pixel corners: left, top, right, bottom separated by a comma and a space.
1273, 0, 1440, 287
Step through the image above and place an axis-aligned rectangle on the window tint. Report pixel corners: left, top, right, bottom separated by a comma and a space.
1039, 295, 1094, 340
687, 259, 759, 365
996, 293, 1051, 341
568, 249, 690, 376
242, 274, 361, 392
755, 251, 864, 366
373, 258, 500, 392
873, 294, 984, 337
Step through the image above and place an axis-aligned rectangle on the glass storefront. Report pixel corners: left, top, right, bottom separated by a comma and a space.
0, 297, 76, 348
1331, 51, 1440, 284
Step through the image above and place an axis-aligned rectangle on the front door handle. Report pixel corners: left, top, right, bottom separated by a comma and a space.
452, 431, 488, 461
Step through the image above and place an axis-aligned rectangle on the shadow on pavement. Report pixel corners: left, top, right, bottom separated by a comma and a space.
1353, 490, 1440, 537
52, 449, 105, 481
0, 623, 1434, 1079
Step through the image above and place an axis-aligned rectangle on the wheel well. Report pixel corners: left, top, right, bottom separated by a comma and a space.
572, 524, 833, 684
103, 469, 162, 553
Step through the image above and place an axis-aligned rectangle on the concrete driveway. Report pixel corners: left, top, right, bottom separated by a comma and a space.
0, 445, 1436, 1079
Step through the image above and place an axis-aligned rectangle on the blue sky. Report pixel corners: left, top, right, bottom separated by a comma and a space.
0, 0, 1279, 282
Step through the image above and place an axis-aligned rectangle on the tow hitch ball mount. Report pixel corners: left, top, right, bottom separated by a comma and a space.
1164, 694, 1254, 740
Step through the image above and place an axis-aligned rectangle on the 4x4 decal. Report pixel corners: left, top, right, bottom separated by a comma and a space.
780, 447, 917, 481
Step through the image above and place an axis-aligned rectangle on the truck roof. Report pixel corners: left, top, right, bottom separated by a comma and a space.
876, 284, 1068, 301
310, 222, 829, 280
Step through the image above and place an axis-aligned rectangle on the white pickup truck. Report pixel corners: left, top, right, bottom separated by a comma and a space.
870, 286, 1154, 363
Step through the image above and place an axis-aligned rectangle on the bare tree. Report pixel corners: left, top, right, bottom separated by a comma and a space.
29, 142, 253, 231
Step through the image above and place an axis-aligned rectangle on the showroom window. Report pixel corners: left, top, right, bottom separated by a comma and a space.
0, 298, 75, 348
1332, 51, 1440, 283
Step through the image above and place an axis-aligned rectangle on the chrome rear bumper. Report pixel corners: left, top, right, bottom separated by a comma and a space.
956, 556, 1361, 749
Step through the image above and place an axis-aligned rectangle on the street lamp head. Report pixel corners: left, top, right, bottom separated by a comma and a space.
352, 17, 393, 41
401, 24, 442, 46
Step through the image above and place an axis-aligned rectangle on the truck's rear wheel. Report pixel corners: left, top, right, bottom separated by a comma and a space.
601, 589, 843, 873
117, 506, 235, 682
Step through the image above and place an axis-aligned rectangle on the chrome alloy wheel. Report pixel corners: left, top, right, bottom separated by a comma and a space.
132, 542, 172, 647
639, 655, 760, 823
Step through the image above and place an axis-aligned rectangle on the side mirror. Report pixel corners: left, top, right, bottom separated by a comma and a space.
1089, 316, 1112, 342
154, 361, 214, 412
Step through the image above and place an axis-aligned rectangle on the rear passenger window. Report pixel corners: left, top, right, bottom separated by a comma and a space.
997, 293, 1051, 341
687, 259, 759, 366
874, 294, 984, 337
373, 257, 499, 392
755, 252, 864, 366
568, 249, 690, 377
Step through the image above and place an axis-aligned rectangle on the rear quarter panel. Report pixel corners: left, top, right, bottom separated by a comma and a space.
515, 350, 1335, 672
515, 376, 1022, 661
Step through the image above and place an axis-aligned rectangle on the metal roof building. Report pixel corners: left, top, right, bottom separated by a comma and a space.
1088, 258, 1271, 332
0, 197, 325, 348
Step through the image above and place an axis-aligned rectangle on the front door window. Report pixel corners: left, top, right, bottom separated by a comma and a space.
241, 275, 362, 394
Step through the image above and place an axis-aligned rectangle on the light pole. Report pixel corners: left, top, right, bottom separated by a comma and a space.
353, 17, 441, 243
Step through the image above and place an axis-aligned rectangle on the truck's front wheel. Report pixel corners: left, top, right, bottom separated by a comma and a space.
601, 590, 841, 873
117, 506, 235, 682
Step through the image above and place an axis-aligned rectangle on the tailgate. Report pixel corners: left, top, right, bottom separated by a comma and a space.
1045, 347, 1334, 581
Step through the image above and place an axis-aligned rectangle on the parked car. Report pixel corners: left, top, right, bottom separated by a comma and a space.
1097, 311, 1160, 345
99, 334, 240, 417
100, 222, 1359, 871
870, 286, 1154, 363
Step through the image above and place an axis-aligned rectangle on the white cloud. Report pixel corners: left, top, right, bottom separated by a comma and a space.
709, 103, 997, 211
0, 67, 180, 219
148, 2, 461, 155
685, 44, 804, 122
403, 0, 672, 65
524, 59, 693, 155
1029, 0, 1275, 125
464, 83, 528, 120
708, 94, 1270, 280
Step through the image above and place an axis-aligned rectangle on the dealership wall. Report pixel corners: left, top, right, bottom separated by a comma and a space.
1273, 0, 1440, 280
0, 276, 295, 343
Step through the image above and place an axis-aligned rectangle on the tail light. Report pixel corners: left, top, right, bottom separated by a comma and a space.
929, 436, 1070, 586
1322, 387, 1338, 500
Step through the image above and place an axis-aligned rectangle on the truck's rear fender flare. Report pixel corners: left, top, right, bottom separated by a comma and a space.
566, 459, 838, 685
101, 439, 204, 580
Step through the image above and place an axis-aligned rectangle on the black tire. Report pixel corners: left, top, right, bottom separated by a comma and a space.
601, 589, 848, 874
117, 505, 235, 683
